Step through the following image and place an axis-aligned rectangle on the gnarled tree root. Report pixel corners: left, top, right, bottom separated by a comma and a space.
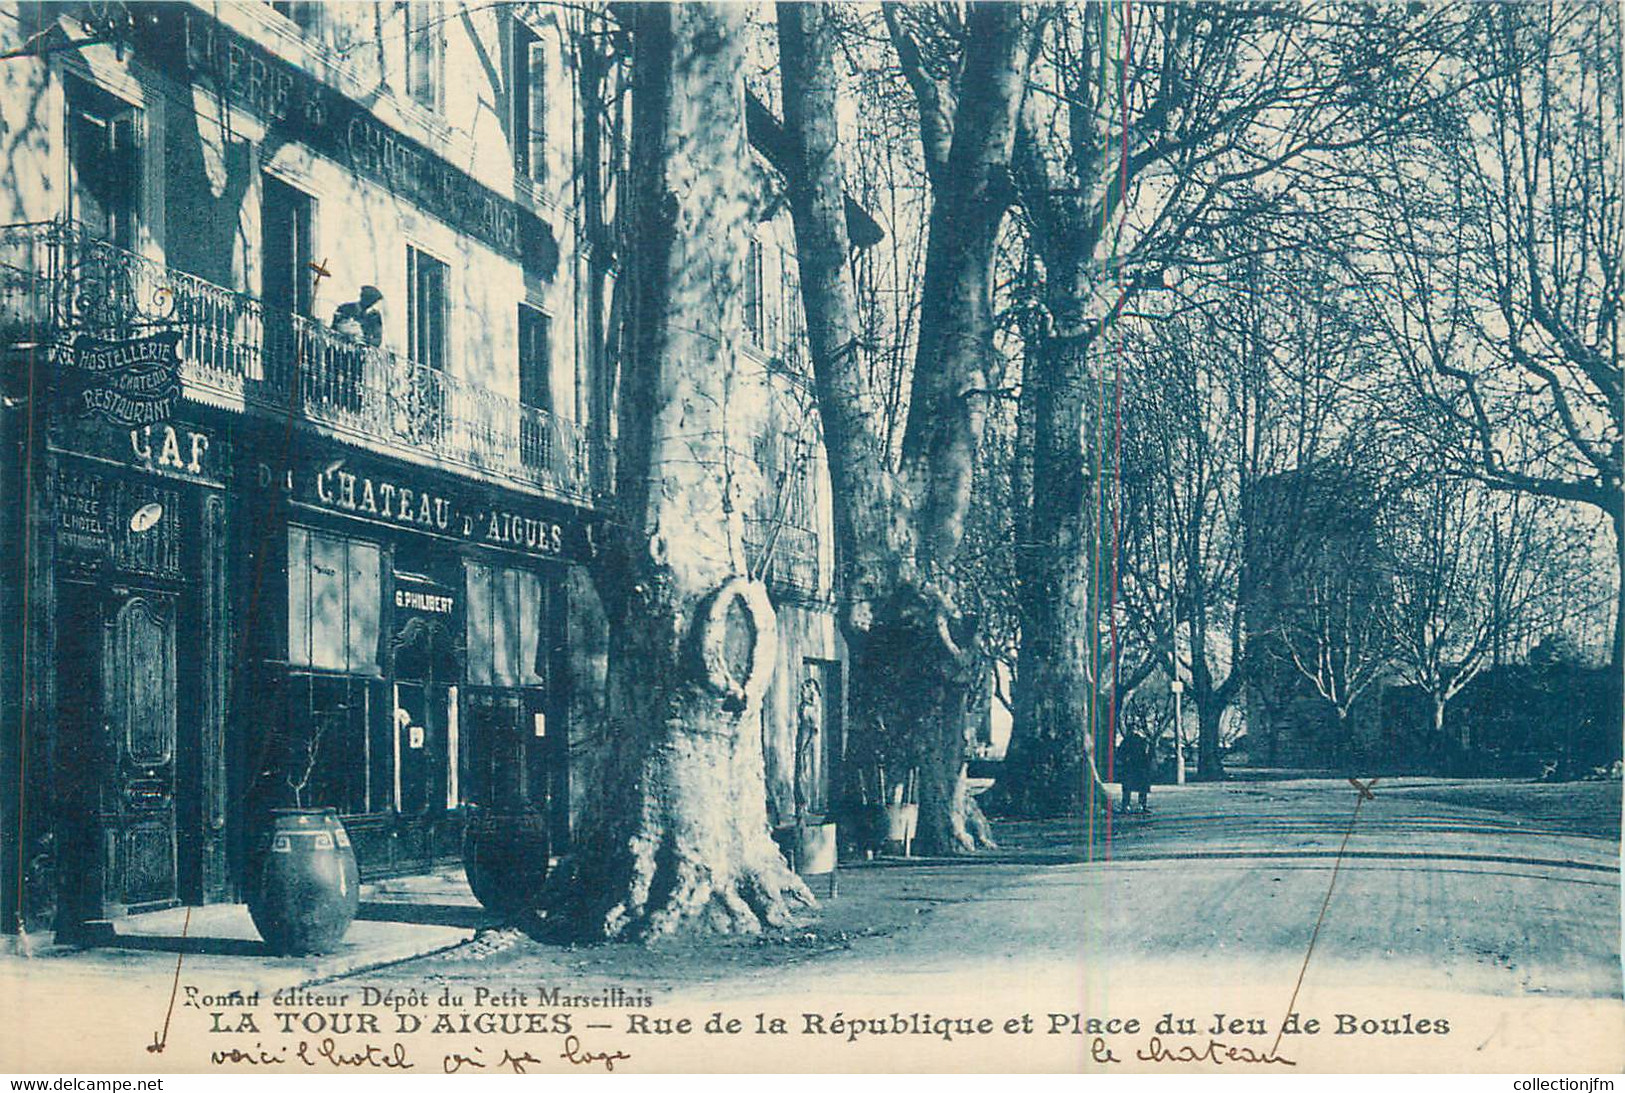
533, 832, 815, 945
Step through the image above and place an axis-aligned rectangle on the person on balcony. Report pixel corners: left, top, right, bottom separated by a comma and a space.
332, 285, 384, 348
329, 286, 383, 415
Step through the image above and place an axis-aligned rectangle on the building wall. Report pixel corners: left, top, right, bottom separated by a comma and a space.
1, 1, 588, 448
0, 2, 857, 935
0, 1, 608, 936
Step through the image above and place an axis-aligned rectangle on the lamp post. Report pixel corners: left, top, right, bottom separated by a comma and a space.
1170, 677, 1185, 785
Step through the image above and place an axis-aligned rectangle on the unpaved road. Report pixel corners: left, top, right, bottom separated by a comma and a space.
371, 777, 1621, 1003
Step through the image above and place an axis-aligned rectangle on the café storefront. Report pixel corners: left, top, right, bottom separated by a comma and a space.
34, 410, 234, 938
236, 427, 594, 882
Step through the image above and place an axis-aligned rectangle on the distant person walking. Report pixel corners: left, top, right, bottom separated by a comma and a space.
1116, 728, 1153, 814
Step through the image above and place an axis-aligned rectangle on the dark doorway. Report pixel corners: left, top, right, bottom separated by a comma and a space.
103, 590, 180, 913
389, 605, 461, 873
463, 691, 525, 812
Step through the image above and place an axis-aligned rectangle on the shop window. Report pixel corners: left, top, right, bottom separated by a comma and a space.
465, 562, 546, 689
288, 526, 382, 674
67, 77, 140, 249
407, 246, 448, 372
285, 674, 381, 815
405, 1, 442, 112
512, 21, 547, 183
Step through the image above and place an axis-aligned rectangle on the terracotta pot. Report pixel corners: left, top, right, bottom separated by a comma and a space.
463, 808, 551, 917
774, 821, 838, 876
882, 803, 917, 856
247, 809, 360, 956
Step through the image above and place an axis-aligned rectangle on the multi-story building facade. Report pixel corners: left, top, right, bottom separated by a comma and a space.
0, 1, 862, 943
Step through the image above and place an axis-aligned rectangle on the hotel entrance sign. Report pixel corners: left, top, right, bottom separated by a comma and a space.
64, 331, 183, 426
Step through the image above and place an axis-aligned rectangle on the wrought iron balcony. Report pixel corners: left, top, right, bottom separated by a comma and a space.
0, 220, 587, 498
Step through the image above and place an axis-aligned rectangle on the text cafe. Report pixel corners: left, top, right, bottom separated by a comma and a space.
238, 437, 597, 881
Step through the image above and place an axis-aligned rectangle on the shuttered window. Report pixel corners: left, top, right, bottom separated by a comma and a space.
288, 525, 382, 674
512, 22, 548, 183
465, 561, 547, 688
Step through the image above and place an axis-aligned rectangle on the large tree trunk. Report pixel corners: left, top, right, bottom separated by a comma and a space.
778, 3, 1030, 854
992, 314, 1112, 817
844, 585, 993, 852
997, 593, 1112, 817
1195, 697, 1225, 781
539, 4, 810, 942
885, 4, 1029, 854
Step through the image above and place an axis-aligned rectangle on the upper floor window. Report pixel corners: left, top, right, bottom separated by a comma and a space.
518, 304, 552, 414
407, 246, 448, 371
270, 1, 322, 35
512, 21, 547, 183
744, 238, 764, 347
66, 78, 140, 249
518, 303, 553, 467
404, 2, 442, 112
262, 175, 315, 317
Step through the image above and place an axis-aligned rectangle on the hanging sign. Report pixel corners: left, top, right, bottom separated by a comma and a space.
62, 332, 183, 426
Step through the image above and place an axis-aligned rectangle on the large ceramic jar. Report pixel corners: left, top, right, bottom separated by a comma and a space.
247, 808, 361, 955
463, 807, 551, 918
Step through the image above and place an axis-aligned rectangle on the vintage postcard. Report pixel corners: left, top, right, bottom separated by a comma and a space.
0, 0, 1620, 1076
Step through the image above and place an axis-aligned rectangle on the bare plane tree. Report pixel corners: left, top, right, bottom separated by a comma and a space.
1359, 0, 1623, 666
777, 2, 1033, 853
996, 0, 1491, 806
540, 4, 812, 940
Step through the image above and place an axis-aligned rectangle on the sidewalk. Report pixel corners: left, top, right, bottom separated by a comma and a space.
0, 866, 484, 995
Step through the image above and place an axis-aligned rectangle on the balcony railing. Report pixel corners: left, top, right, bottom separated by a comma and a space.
0, 220, 587, 497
